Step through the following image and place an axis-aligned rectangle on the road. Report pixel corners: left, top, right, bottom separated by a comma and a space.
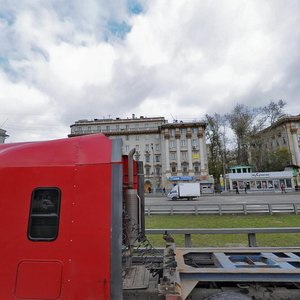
145, 192, 300, 205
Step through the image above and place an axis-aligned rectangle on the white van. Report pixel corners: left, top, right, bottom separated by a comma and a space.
167, 183, 201, 200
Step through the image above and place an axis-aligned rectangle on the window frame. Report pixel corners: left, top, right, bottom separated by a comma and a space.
28, 187, 61, 242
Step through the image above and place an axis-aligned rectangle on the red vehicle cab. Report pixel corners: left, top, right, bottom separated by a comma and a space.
0, 134, 123, 300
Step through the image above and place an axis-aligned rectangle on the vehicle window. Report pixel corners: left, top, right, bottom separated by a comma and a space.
28, 188, 61, 241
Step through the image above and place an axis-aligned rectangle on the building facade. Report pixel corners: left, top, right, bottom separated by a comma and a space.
69, 115, 209, 191
0, 128, 8, 143
225, 165, 296, 192
251, 115, 300, 186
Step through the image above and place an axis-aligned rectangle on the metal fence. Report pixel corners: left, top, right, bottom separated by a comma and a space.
145, 227, 300, 248
145, 202, 300, 215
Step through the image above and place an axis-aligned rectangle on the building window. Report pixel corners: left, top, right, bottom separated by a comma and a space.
170, 153, 176, 160
171, 166, 176, 173
145, 144, 150, 151
180, 128, 186, 135
192, 139, 197, 147
182, 152, 187, 161
87, 126, 91, 132
170, 140, 175, 148
125, 135, 129, 141
181, 139, 186, 147
106, 125, 110, 132
145, 135, 149, 140
155, 144, 160, 151
97, 126, 101, 132
28, 188, 61, 241
145, 155, 150, 163
155, 134, 160, 140
170, 129, 175, 137
156, 167, 160, 175
136, 135, 139, 141
183, 166, 188, 173
125, 145, 130, 152
135, 145, 140, 151
145, 167, 150, 176
155, 155, 160, 163
125, 125, 129, 130
192, 128, 197, 134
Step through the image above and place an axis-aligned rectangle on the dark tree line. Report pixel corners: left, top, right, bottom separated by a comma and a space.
205, 100, 289, 182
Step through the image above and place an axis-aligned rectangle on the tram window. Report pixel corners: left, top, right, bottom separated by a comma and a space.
286, 179, 292, 188
28, 188, 61, 241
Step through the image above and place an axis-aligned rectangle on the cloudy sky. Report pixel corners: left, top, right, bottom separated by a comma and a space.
1, 0, 300, 142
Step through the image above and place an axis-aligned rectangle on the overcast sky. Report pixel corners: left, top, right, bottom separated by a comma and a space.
1, 0, 300, 142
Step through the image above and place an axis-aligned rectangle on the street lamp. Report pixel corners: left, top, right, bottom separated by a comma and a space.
151, 143, 157, 195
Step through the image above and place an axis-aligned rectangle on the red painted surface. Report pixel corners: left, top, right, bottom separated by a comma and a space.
122, 155, 139, 190
15, 261, 63, 299
0, 134, 117, 299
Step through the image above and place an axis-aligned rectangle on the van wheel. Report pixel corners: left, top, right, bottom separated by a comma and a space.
172, 197, 177, 201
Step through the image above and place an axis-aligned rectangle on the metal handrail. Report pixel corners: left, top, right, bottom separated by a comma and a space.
145, 202, 299, 215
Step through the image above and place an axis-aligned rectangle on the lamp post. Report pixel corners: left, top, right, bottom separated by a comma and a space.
151, 143, 156, 195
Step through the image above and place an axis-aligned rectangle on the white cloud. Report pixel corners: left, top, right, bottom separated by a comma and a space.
0, 0, 300, 142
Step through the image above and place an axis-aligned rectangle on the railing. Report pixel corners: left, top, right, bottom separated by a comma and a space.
145, 202, 300, 215
145, 227, 300, 247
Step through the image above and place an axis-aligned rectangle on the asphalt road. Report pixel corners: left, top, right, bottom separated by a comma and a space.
145, 192, 300, 205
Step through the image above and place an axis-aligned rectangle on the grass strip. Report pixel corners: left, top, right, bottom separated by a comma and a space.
145, 214, 300, 247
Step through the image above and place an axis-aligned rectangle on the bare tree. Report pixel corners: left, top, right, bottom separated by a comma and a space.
226, 104, 258, 165
261, 99, 286, 125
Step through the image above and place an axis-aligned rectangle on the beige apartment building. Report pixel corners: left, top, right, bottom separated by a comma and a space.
251, 115, 300, 186
69, 115, 209, 191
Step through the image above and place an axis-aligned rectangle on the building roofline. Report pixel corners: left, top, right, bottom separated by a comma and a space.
70, 116, 167, 127
258, 115, 300, 134
161, 121, 207, 129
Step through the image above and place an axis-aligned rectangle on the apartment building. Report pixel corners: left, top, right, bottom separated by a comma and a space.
0, 128, 8, 143
251, 115, 300, 186
69, 115, 209, 191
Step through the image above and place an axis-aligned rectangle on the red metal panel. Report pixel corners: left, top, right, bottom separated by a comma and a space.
0, 135, 114, 299
15, 261, 63, 299
122, 155, 139, 190
0, 134, 111, 167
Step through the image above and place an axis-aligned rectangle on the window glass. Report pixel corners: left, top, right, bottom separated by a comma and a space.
256, 181, 261, 189
268, 180, 273, 189
28, 188, 61, 241
286, 179, 292, 188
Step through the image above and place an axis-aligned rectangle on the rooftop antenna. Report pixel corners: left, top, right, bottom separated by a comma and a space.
0, 118, 8, 128
170, 114, 177, 123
